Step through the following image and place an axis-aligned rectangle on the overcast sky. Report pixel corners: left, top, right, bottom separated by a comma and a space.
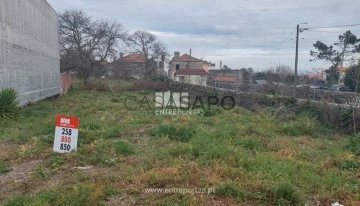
48, 0, 360, 73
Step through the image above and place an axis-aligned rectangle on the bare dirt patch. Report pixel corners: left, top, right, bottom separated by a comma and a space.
0, 159, 43, 201
0, 142, 18, 162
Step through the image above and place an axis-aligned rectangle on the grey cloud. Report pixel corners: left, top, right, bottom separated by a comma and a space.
47, 0, 360, 70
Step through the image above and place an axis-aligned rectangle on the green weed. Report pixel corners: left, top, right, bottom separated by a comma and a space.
115, 141, 136, 156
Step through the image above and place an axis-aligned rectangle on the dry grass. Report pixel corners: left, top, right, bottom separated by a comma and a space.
0, 79, 359, 205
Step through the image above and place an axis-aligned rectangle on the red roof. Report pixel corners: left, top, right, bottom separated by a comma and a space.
305, 73, 324, 79
337, 66, 348, 73
172, 54, 202, 62
122, 54, 146, 63
213, 76, 238, 83
175, 69, 210, 76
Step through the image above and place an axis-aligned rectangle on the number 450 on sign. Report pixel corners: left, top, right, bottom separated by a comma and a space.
53, 116, 80, 153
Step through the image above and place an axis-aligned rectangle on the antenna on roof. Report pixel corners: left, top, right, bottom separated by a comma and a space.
190, 48, 192, 57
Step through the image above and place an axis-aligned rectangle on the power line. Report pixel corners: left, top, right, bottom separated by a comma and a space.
305, 30, 349, 34
304, 23, 360, 30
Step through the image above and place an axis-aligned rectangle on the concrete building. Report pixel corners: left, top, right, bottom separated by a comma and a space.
209, 69, 244, 83
168, 52, 209, 79
174, 69, 209, 86
168, 52, 211, 85
0, 0, 60, 106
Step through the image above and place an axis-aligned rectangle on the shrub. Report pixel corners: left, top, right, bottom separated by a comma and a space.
0, 88, 20, 119
115, 141, 135, 156
346, 135, 360, 156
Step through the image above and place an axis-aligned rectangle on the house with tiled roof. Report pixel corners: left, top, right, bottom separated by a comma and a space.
168, 52, 211, 86
174, 69, 210, 86
305, 72, 326, 80
323, 66, 349, 86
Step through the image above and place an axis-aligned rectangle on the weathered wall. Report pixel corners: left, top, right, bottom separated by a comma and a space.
236, 84, 360, 105
175, 75, 207, 86
0, 0, 60, 105
168, 81, 360, 133
168, 61, 203, 79
209, 69, 244, 83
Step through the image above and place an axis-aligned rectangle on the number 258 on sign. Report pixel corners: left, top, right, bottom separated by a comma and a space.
53, 116, 80, 153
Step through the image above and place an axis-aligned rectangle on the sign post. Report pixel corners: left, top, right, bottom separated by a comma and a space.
53, 115, 79, 153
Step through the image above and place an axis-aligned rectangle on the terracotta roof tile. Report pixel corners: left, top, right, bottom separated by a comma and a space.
305, 73, 324, 79
122, 54, 146, 63
337, 66, 348, 73
175, 69, 210, 75
172, 54, 202, 62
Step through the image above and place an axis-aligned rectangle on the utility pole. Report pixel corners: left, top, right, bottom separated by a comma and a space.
294, 24, 300, 87
294, 22, 308, 87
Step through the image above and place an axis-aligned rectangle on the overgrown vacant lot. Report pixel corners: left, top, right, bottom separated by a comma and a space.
0, 80, 359, 205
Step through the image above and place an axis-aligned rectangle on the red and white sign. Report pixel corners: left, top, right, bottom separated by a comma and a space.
53, 115, 80, 153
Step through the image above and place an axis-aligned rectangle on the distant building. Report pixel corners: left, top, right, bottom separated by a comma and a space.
337, 66, 348, 85
0, 0, 60, 105
168, 52, 209, 78
174, 69, 209, 86
305, 72, 326, 80
212, 76, 239, 84
323, 66, 349, 86
110, 53, 165, 79
168, 52, 210, 85
209, 69, 244, 83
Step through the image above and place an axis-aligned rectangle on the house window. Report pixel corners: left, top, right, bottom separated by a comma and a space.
176, 64, 180, 71
179, 76, 185, 83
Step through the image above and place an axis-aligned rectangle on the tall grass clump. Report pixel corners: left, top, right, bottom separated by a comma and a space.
0, 88, 20, 119
150, 124, 196, 142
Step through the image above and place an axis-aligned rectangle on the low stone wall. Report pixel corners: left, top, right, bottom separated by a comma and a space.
169, 82, 265, 110
236, 84, 359, 105
168, 81, 360, 134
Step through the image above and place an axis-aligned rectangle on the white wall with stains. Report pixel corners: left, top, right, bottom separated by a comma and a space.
0, 0, 60, 106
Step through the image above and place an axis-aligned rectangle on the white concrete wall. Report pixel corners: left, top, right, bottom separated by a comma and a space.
0, 0, 60, 106
175, 75, 207, 86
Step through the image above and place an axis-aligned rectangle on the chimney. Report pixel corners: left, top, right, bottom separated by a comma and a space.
174, 52, 180, 58
220, 61, 223, 70
120, 52, 124, 60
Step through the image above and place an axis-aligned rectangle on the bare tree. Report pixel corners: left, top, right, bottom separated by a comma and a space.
126, 30, 167, 78
59, 10, 125, 83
